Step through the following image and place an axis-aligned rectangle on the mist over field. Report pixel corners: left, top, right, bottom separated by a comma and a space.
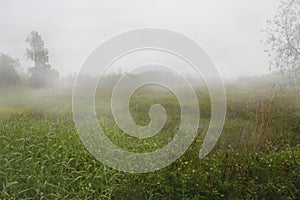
0, 0, 299, 199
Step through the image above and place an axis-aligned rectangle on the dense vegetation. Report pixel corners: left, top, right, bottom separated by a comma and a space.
0, 86, 299, 199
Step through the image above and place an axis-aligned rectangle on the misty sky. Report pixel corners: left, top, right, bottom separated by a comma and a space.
0, 0, 281, 79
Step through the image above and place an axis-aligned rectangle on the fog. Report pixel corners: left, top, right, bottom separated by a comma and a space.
0, 0, 281, 79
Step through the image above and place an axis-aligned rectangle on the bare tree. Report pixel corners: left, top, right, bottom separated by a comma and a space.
264, 0, 300, 91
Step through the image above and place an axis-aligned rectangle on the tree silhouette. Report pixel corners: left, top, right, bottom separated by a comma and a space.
26, 31, 59, 88
0, 53, 20, 86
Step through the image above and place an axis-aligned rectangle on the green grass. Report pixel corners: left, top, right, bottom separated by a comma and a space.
0, 86, 299, 199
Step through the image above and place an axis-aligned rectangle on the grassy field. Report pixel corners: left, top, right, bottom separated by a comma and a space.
0, 86, 299, 199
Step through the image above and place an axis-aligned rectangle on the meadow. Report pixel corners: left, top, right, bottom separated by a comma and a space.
0, 85, 299, 199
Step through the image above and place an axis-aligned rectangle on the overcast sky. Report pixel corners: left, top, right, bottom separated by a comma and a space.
0, 0, 281, 79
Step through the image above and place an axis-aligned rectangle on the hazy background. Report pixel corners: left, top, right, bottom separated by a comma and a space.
0, 0, 281, 80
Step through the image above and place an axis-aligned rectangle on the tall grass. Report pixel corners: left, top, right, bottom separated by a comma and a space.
0, 86, 299, 199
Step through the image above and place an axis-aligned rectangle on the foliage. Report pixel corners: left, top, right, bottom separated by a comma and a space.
0, 53, 20, 86
26, 31, 59, 88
